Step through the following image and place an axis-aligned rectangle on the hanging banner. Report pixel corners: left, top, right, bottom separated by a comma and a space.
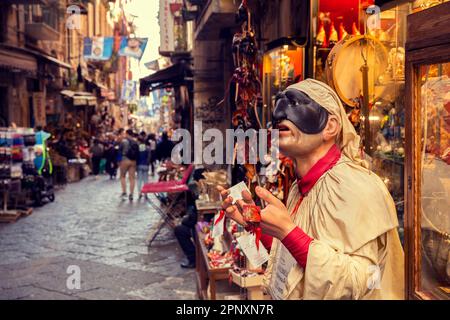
118, 37, 148, 59
83, 37, 114, 61
121, 80, 137, 102
32, 92, 46, 127
144, 59, 160, 71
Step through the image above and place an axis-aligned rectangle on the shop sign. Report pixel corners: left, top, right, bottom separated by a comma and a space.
33, 92, 46, 127
159, 0, 182, 53
46, 98, 56, 114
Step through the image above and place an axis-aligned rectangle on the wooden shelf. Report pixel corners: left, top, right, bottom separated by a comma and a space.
196, 227, 231, 274
195, 200, 222, 211
195, 225, 236, 300
195, 200, 221, 221
373, 152, 405, 166
229, 269, 264, 288
195, 271, 207, 300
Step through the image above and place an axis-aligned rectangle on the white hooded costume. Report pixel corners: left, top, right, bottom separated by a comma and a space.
263, 79, 405, 300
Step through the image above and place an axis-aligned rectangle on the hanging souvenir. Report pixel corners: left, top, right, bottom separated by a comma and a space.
242, 204, 262, 250
352, 22, 361, 36
316, 22, 327, 47
338, 22, 348, 41
329, 22, 338, 47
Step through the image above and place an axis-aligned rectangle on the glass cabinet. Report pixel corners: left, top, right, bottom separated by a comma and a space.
262, 45, 304, 123
405, 1, 450, 300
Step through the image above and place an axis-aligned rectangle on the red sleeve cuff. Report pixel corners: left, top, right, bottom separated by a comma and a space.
281, 226, 313, 268
260, 233, 273, 251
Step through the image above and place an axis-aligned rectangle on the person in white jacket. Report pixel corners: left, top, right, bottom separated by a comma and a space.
219, 79, 404, 300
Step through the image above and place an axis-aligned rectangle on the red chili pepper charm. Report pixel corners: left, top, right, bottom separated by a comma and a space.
214, 210, 225, 226
243, 204, 262, 250
255, 226, 262, 250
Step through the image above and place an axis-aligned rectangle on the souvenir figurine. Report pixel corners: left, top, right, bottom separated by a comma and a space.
329, 22, 338, 47
339, 22, 348, 41
352, 22, 361, 36
242, 204, 262, 250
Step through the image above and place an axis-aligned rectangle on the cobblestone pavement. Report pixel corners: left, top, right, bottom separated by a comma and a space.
0, 176, 196, 300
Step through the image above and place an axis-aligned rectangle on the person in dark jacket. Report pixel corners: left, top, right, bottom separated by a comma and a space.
154, 131, 174, 162
137, 135, 151, 200
174, 168, 206, 268
174, 205, 197, 268
90, 138, 104, 179
146, 133, 157, 176
104, 138, 119, 179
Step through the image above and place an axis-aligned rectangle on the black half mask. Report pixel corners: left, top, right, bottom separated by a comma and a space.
272, 89, 329, 134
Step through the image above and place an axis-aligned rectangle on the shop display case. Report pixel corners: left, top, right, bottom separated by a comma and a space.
262, 45, 304, 123
314, 0, 408, 241
405, 2, 450, 300
313, 0, 372, 83
367, 3, 410, 243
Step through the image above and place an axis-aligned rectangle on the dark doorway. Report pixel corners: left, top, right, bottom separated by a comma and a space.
0, 86, 8, 127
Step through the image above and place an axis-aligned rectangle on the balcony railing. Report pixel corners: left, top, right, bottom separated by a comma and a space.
24, 4, 60, 41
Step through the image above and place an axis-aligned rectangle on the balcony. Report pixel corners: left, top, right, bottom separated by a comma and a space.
24, 4, 60, 41
194, 0, 238, 40
3, 1, 48, 4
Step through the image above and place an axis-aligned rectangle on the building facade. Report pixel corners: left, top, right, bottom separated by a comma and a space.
0, 0, 128, 131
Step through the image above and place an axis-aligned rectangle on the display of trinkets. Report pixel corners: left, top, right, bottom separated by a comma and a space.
242, 204, 262, 250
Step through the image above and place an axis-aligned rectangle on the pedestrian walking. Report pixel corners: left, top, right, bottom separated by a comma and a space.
105, 138, 118, 179
147, 133, 157, 176
137, 134, 151, 200
118, 129, 139, 201
90, 138, 104, 179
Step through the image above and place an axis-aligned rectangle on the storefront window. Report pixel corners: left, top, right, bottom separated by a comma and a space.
368, 4, 410, 243
263, 45, 304, 123
313, 0, 374, 82
418, 62, 450, 299
313, 0, 408, 242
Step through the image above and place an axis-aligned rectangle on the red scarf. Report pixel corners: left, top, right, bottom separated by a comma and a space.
296, 144, 341, 196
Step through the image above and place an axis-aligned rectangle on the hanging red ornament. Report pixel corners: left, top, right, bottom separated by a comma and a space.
339, 22, 348, 41
352, 22, 361, 36
329, 22, 338, 46
243, 205, 262, 250
316, 21, 327, 47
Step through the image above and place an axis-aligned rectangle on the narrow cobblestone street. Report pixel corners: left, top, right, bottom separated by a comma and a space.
0, 177, 196, 300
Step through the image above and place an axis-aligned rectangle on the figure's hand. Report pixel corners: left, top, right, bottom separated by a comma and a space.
255, 186, 296, 240
217, 185, 255, 226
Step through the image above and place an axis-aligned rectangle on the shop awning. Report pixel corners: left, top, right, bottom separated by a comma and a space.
0, 47, 37, 74
140, 62, 193, 95
38, 53, 72, 70
61, 90, 97, 106
0, 44, 71, 73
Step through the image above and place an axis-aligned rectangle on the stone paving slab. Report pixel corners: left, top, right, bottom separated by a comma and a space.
0, 176, 196, 300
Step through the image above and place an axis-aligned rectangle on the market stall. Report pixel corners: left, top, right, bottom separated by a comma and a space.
192, 2, 296, 300
0, 127, 54, 222
189, 0, 449, 301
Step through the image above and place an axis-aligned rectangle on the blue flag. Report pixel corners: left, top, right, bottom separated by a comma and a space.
84, 37, 114, 61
